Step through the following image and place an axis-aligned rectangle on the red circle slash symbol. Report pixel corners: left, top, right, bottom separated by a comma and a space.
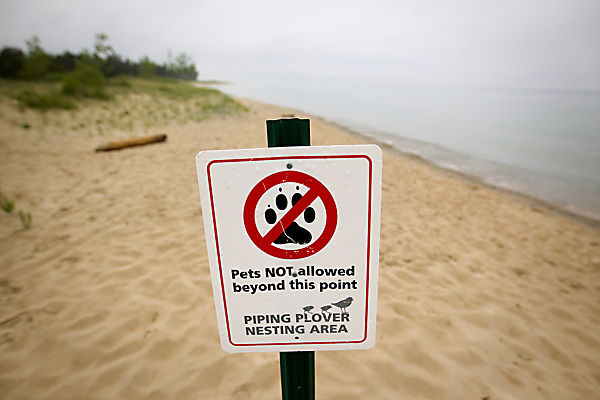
243, 171, 337, 259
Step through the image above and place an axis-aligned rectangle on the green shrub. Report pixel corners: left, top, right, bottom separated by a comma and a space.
19, 36, 52, 80
16, 89, 76, 110
62, 58, 110, 100
109, 76, 131, 87
19, 53, 52, 80
138, 57, 156, 79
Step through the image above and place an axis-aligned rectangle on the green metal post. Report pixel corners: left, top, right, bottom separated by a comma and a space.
266, 117, 315, 400
279, 351, 315, 400
267, 118, 310, 147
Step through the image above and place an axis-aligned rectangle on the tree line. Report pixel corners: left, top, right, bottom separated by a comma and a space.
0, 34, 198, 81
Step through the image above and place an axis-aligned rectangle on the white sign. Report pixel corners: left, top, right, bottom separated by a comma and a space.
196, 145, 382, 353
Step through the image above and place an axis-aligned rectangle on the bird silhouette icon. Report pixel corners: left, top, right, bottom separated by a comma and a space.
303, 306, 314, 316
321, 305, 332, 313
331, 297, 353, 314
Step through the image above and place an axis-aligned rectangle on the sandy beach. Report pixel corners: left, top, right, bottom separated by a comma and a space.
1, 95, 599, 399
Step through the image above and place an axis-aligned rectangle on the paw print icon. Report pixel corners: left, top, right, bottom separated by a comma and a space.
264, 185, 316, 245
243, 170, 337, 259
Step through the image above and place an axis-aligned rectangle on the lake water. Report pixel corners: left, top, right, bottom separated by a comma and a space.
217, 77, 600, 221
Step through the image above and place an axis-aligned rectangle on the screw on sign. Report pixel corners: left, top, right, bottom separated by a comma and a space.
243, 170, 337, 259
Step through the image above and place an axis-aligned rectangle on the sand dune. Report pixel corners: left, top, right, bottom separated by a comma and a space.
1, 97, 599, 399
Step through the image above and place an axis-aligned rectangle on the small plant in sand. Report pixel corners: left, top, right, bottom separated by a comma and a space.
18, 210, 32, 229
0, 192, 15, 213
0, 192, 33, 229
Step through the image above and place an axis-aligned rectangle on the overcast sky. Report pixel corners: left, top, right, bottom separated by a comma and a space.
1, 0, 599, 89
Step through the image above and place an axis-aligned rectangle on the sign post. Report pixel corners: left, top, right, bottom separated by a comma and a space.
267, 118, 315, 400
195, 118, 382, 400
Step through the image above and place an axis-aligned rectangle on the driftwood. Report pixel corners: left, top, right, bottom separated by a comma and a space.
95, 134, 167, 152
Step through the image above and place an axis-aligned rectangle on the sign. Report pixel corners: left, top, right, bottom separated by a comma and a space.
196, 145, 382, 353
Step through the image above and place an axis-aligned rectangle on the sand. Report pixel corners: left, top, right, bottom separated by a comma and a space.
1, 96, 599, 399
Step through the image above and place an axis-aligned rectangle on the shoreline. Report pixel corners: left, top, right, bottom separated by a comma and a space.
237, 96, 600, 229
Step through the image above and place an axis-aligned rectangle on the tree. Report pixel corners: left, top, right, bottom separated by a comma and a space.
156, 50, 197, 80
0, 47, 25, 78
93, 33, 114, 60
0, 33, 199, 81
19, 35, 52, 79
175, 52, 198, 80
51, 51, 77, 73
138, 56, 156, 78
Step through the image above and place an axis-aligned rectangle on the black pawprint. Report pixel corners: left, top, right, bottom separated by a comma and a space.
265, 186, 315, 245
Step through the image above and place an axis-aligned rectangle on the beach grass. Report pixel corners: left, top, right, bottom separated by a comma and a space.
0, 76, 248, 136
15, 89, 77, 111
0, 192, 15, 213
17, 210, 32, 229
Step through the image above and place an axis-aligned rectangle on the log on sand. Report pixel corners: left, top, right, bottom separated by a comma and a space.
95, 134, 167, 152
